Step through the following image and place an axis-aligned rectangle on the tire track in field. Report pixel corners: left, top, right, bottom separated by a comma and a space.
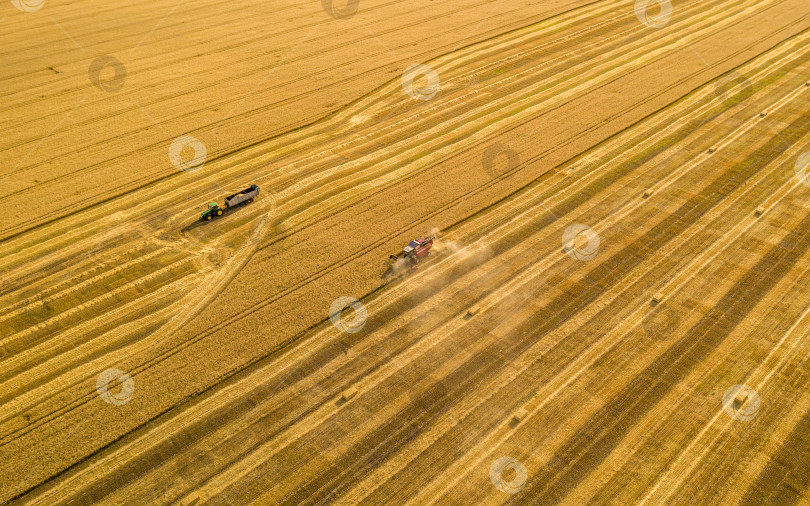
0, 0, 784, 272
264, 2, 807, 261
271, 0, 771, 206
0, 0, 656, 227
239, 109, 810, 504
386, 114, 810, 506
0, 0, 614, 241
193, 25, 804, 392
292, 76, 810, 504
200, 78, 808, 502
0, 245, 169, 326
168, 122, 783, 503
510, 140, 810, 503
633, 293, 810, 505
738, 399, 810, 504
199, 57, 804, 500
1, 10, 800, 454
0, 214, 270, 444
191, 3, 798, 340
1, 14, 800, 458
4, 2, 808, 498
14, 48, 784, 502
19, 25, 808, 504
0, 0, 605, 189
0, 0, 775, 241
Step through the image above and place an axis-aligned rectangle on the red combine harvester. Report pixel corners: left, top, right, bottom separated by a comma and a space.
387, 236, 435, 277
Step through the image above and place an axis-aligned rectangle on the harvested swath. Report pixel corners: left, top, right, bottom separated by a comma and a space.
2, 0, 810, 503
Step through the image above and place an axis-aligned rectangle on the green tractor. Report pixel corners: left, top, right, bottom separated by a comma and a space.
198, 184, 260, 221
200, 202, 223, 221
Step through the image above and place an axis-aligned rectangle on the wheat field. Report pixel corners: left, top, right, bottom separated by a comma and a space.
2, 0, 810, 503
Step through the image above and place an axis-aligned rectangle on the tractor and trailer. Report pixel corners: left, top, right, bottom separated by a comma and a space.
199, 184, 259, 221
